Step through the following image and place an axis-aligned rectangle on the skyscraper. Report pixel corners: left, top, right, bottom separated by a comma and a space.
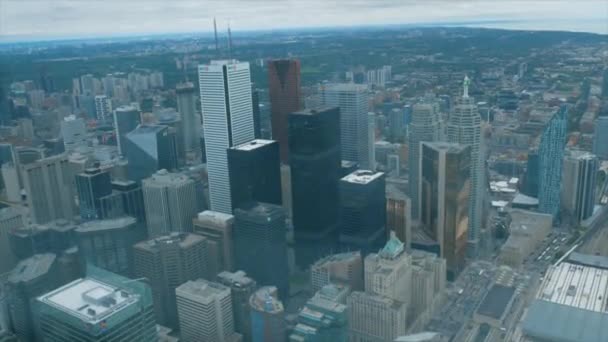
446, 77, 483, 254
176, 279, 241, 342
289, 288, 349, 342
113, 105, 140, 156
289, 107, 341, 267
99, 180, 146, 223
323, 83, 372, 168
133, 233, 208, 329
75, 167, 113, 220
420, 142, 470, 278
234, 202, 289, 299
142, 169, 198, 237
310, 251, 364, 293
21, 154, 76, 224
61, 115, 87, 152
35, 270, 157, 342
250, 286, 285, 342
409, 97, 442, 220
217, 270, 257, 341
347, 291, 407, 342
6, 254, 63, 342
387, 185, 412, 249
75, 216, 142, 277
593, 115, 608, 160
523, 150, 540, 198
94, 95, 112, 123
538, 106, 568, 217
124, 124, 178, 182
228, 139, 282, 210
0, 207, 23, 274
176, 82, 202, 164
252, 89, 262, 139
268, 59, 302, 163
193, 211, 235, 276
561, 151, 598, 223
199, 60, 255, 214
339, 170, 387, 254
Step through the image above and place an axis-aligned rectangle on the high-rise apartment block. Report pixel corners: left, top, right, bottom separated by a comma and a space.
289, 107, 341, 267
142, 169, 198, 237
35, 272, 157, 341
561, 151, 598, 223
75, 167, 113, 220
409, 98, 442, 220
193, 210, 235, 276
124, 124, 178, 182
538, 106, 568, 217
199, 60, 255, 214
339, 170, 386, 254
217, 270, 257, 341
176, 82, 202, 164
446, 78, 483, 254
420, 142, 470, 278
75, 216, 142, 277
268, 59, 302, 163
61, 115, 87, 152
22, 154, 75, 224
94, 95, 112, 123
176, 279, 242, 342
228, 139, 282, 210
593, 115, 608, 160
133, 233, 208, 329
113, 105, 140, 156
234, 202, 289, 299
323, 84, 372, 169
310, 251, 363, 293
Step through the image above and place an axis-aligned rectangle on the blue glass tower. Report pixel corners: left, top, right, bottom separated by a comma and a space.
538, 106, 568, 217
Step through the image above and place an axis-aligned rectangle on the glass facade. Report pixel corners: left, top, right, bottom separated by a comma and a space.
538, 106, 568, 217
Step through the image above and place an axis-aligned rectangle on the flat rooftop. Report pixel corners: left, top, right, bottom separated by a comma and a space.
176, 279, 230, 304
231, 139, 275, 151
37, 278, 138, 324
342, 170, 384, 184
423, 141, 468, 154
217, 270, 255, 287
76, 216, 136, 233
134, 233, 205, 251
143, 169, 193, 186
8, 253, 56, 284
538, 261, 608, 313
323, 83, 368, 92
250, 286, 283, 314
312, 251, 361, 268
476, 284, 516, 320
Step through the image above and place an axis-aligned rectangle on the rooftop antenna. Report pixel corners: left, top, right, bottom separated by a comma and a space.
213, 17, 219, 56
228, 21, 233, 59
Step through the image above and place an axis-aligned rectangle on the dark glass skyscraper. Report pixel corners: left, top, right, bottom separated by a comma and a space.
75, 167, 113, 220
538, 106, 568, 217
233, 202, 289, 299
289, 107, 341, 267
339, 170, 387, 255
228, 139, 282, 210
252, 89, 262, 139
98, 180, 146, 224
523, 150, 540, 198
113, 105, 140, 156
124, 124, 178, 182
268, 59, 302, 163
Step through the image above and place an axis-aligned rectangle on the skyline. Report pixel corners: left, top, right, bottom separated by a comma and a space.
0, 0, 606, 42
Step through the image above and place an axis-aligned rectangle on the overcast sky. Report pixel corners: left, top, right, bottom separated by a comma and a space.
0, 0, 606, 40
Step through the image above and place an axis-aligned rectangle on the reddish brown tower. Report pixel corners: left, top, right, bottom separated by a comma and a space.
268, 59, 302, 163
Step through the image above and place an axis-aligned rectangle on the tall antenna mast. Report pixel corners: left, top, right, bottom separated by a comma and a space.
228, 21, 233, 59
213, 17, 219, 56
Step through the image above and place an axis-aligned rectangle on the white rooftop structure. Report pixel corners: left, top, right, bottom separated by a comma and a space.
342, 170, 384, 184
37, 278, 139, 324
231, 139, 275, 151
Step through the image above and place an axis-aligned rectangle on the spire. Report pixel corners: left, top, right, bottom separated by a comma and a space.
463, 75, 471, 98
213, 17, 219, 55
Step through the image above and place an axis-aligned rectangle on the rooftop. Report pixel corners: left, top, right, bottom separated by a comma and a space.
341, 170, 384, 184
378, 231, 405, 259
312, 251, 361, 268
250, 286, 284, 314
231, 139, 276, 151
290, 106, 338, 116
217, 270, 255, 287
8, 253, 56, 284
423, 141, 468, 154
143, 169, 193, 186
76, 216, 136, 233
114, 105, 138, 113
176, 279, 230, 303
37, 277, 138, 324
127, 124, 166, 135
476, 284, 516, 320
568, 253, 608, 270
134, 233, 205, 251
195, 210, 234, 226
323, 83, 369, 92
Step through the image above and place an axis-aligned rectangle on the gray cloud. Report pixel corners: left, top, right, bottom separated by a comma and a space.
0, 0, 605, 40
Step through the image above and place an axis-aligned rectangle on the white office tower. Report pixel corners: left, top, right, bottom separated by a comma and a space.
368, 112, 376, 171
94, 95, 112, 123
22, 154, 76, 224
409, 96, 442, 221
323, 83, 372, 169
447, 76, 483, 256
142, 169, 198, 237
61, 115, 87, 152
1, 163, 20, 202
347, 291, 407, 342
177, 82, 202, 164
199, 60, 255, 214
364, 232, 412, 304
176, 279, 241, 342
